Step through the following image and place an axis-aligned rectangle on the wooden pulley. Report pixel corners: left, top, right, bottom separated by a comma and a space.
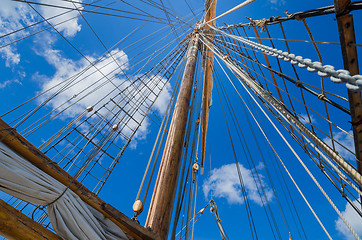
133, 200, 144, 215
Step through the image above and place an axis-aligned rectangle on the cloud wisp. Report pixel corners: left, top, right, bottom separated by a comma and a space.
335, 200, 362, 240
34, 37, 171, 147
323, 131, 355, 161
0, 0, 83, 68
203, 163, 273, 206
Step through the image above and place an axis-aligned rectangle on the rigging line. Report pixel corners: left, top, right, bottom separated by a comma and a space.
159, 0, 179, 39
185, 164, 197, 240
239, 36, 362, 47
0, 0, 125, 50
214, 66, 258, 240
215, 1, 362, 30
67, 0, 140, 100
207, 33, 351, 113
223, 27, 254, 79
0, 24, 144, 120
278, 21, 321, 146
190, 164, 199, 240
12, 3, 184, 130
203, 38, 352, 133
0, 0, 104, 40
258, 87, 362, 220
135, 59, 183, 202
138, 0, 183, 18
190, 111, 203, 240
201, 0, 256, 27
252, 104, 308, 240
216, 44, 353, 142
53, 0, 174, 24
183, 59, 203, 240
203, 30, 362, 48
301, 18, 336, 153
210, 24, 362, 92
12, 0, 174, 24
230, 28, 262, 85
210, 201, 230, 240
214, 59, 286, 239
271, 105, 362, 197
175, 210, 204, 238
207, 40, 362, 235
248, 89, 362, 240
201, 33, 345, 158
224, 64, 334, 240
46, 45, 186, 185
227, 60, 362, 239
208, 39, 354, 154
74, 73, 169, 184
222, 52, 362, 188
274, 114, 362, 211
171, 56, 203, 240
240, 26, 270, 91
141, 60, 185, 205
214, 29, 354, 159
201, 0, 216, 21
264, 25, 296, 119
129, 0, 198, 29
183, 0, 198, 21
37, 37, 189, 159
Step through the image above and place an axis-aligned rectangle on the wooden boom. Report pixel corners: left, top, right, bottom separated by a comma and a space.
0, 118, 159, 240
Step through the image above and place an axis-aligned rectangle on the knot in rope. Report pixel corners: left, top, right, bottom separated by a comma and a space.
246, 16, 280, 32
295, 81, 303, 88
317, 93, 326, 100
245, 17, 256, 28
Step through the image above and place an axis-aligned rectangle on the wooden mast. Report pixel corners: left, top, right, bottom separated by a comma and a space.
145, 33, 200, 239
200, 0, 217, 172
334, 0, 362, 190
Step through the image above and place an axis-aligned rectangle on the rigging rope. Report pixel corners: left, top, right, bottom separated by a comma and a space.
213, 43, 361, 238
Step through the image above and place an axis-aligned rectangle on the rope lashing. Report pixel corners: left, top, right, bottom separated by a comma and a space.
210, 25, 362, 91
246, 16, 281, 32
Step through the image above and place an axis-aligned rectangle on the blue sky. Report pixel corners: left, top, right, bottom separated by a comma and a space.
1, 0, 362, 239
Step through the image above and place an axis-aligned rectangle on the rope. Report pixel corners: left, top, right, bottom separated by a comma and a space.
209, 24, 362, 91
216, 1, 362, 30
218, 47, 361, 238
201, 0, 256, 26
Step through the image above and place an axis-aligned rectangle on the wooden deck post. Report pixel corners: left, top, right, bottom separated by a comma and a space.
334, 0, 362, 188
145, 33, 200, 239
0, 199, 62, 240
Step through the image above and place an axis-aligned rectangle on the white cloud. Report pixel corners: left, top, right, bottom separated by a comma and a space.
0, 0, 83, 69
335, 200, 362, 239
0, 0, 35, 67
35, 40, 171, 147
324, 131, 355, 161
203, 163, 273, 205
300, 113, 316, 125
39, 0, 83, 37
269, 0, 285, 5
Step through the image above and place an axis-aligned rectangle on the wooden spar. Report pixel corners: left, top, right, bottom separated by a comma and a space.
0, 198, 62, 240
145, 33, 200, 239
200, 0, 217, 171
0, 119, 160, 240
334, 0, 362, 187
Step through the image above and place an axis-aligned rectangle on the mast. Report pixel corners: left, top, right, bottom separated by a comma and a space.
334, 0, 362, 193
201, 0, 217, 172
145, 33, 199, 239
